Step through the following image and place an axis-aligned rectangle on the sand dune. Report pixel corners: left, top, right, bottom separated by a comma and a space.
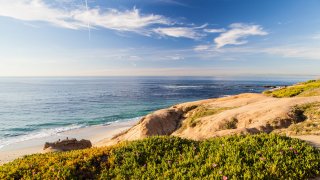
100, 93, 320, 145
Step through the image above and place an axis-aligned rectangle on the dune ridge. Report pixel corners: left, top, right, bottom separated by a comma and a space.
98, 80, 320, 146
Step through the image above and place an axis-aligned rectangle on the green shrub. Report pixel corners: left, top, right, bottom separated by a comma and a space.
0, 134, 319, 179
263, 79, 320, 98
283, 102, 320, 135
221, 117, 238, 130
183, 106, 234, 128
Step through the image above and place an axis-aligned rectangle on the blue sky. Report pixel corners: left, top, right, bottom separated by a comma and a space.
0, 0, 320, 77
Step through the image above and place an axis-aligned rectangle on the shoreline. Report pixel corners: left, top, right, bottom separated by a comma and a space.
0, 120, 137, 165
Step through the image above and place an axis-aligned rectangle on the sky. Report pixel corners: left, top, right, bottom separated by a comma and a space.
0, 0, 320, 77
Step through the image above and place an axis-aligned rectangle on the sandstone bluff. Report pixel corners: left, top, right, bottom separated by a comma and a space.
96, 93, 319, 146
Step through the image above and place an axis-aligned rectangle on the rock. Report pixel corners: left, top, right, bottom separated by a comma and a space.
263, 85, 277, 88
43, 138, 92, 152
102, 108, 184, 146
100, 93, 320, 146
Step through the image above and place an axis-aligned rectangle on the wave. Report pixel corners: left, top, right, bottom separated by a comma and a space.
162, 85, 204, 89
219, 95, 232, 98
0, 117, 141, 149
0, 124, 85, 149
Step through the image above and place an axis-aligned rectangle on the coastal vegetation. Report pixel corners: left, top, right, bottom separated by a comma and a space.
2, 80, 320, 179
263, 79, 320, 97
1, 134, 319, 179
182, 105, 234, 128
277, 102, 320, 135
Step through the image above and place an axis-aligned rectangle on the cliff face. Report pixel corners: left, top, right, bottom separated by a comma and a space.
97, 93, 320, 146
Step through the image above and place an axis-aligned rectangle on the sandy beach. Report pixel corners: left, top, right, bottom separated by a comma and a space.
0, 120, 137, 165
291, 135, 320, 148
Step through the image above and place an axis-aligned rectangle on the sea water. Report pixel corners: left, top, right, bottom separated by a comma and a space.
0, 77, 297, 148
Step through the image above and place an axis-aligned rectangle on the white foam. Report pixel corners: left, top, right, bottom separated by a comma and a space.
0, 124, 85, 149
0, 116, 142, 149
162, 85, 203, 89
220, 95, 232, 98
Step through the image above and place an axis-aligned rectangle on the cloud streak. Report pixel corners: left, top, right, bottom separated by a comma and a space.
73, 7, 170, 32
263, 46, 320, 60
204, 28, 226, 33
193, 44, 320, 60
0, 1, 269, 44
0, 0, 81, 29
0, 0, 170, 33
214, 23, 268, 48
193, 45, 211, 51
153, 24, 207, 39
153, 26, 205, 39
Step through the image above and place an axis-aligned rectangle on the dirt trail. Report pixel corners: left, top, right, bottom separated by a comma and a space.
292, 135, 320, 148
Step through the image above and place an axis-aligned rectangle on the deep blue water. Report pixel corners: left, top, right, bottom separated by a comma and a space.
0, 77, 295, 148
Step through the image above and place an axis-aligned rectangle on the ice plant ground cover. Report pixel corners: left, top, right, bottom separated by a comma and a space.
0, 134, 319, 179
263, 80, 320, 98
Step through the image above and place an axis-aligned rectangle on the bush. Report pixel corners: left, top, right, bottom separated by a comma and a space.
0, 134, 319, 179
263, 79, 320, 98
181, 105, 234, 128
283, 102, 320, 135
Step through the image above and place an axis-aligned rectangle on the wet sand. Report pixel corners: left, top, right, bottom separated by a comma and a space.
0, 120, 137, 165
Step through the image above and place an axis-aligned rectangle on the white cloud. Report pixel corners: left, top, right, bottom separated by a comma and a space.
193, 45, 211, 51
263, 46, 320, 60
192, 44, 320, 60
214, 23, 268, 48
166, 54, 184, 60
153, 26, 204, 39
204, 28, 226, 33
312, 33, 320, 40
0, 0, 81, 29
73, 7, 170, 32
156, 0, 188, 7
0, 0, 170, 33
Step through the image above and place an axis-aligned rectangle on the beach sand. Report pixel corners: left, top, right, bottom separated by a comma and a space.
0, 120, 137, 165
291, 135, 320, 148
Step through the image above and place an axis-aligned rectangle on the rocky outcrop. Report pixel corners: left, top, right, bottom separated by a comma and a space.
98, 93, 320, 146
43, 138, 92, 152
101, 106, 196, 146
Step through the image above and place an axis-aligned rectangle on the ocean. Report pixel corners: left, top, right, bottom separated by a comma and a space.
0, 77, 297, 149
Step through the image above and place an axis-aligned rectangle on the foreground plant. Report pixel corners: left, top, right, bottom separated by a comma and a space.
0, 134, 319, 179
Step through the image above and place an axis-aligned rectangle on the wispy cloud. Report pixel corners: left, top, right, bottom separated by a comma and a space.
0, 0, 170, 33
0, 1, 269, 44
71, 47, 193, 62
166, 54, 185, 60
263, 46, 320, 60
193, 43, 320, 60
312, 33, 320, 40
204, 28, 226, 33
73, 7, 170, 33
193, 45, 211, 51
155, 0, 188, 7
0, 0, 80, 29
214, 23, 268, 48
153, 24, 207, 39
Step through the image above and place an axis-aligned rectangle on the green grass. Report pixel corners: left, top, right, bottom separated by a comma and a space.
221, 117, 238, 130
182, 105, 234, 128
283, 102, 320, 135
1, 134, 320, 179
263, 79, 320, 98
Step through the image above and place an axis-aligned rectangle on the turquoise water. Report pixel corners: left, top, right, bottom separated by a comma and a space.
0, 77, 294, 148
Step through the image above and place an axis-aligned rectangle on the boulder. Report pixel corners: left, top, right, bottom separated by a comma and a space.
43, 138, 92, 152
